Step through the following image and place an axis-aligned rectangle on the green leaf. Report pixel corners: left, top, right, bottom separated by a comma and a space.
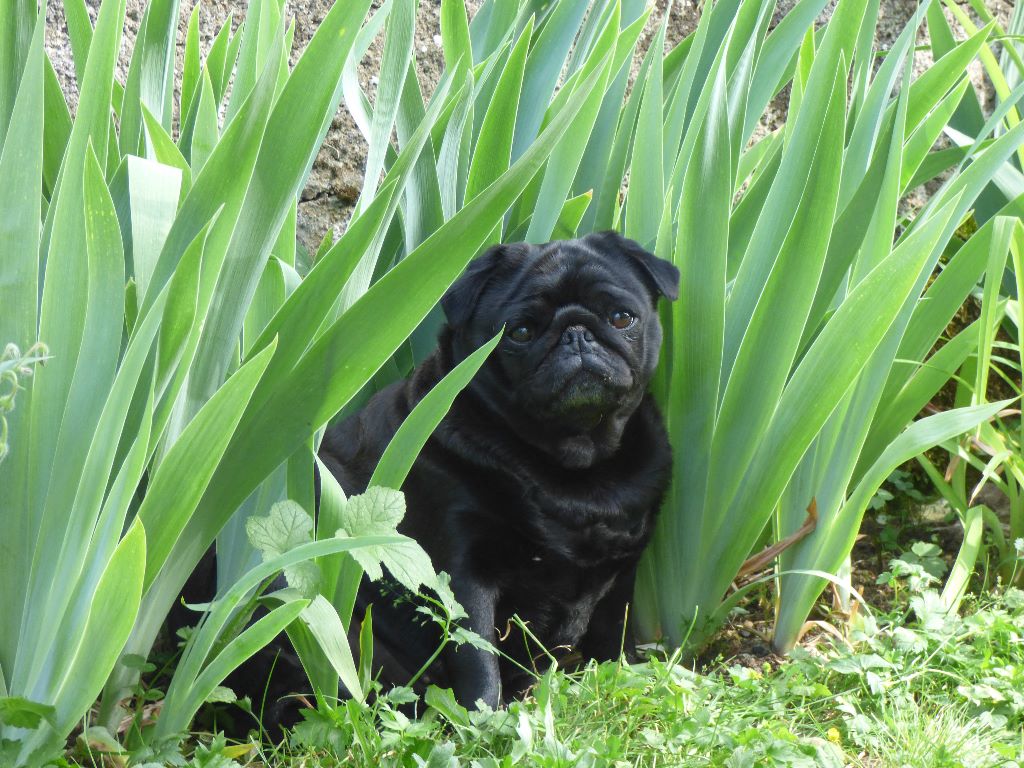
371, 332, 501, 490
441, 0, 472, 78
48, 520, 145, 752
0, 0, 34, 148
246, 500, 319, 597
15, 143, 125, 695
718, 197, 963, 593
359, 0, 414, 209
188, 70, 218, 173
0, 696, 55, 730
774, 400, 1012, 650
141, 105, 191, 198
640, 49, 732, 638
337, 487, 434, 592
465, 17, 532, 203
0, 7, 43, 673
525, 12, 615, 243
181, 4, 201, 121
124, 156, 182, 300
624, 19, 665, 247
41, 56, 72, 197
140, 340, 277, 591
511, 0, 590, 160
709, 58, 847, 529
45, 0, 123, 218
551, 191, 592, 240
176, 599, 306, 736
291, 594, 364, 701
119, 0, 180, 157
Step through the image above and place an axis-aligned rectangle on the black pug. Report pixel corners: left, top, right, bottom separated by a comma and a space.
319, 230, 679, 708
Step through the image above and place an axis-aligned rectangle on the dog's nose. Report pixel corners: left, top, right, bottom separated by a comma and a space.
561, 325, 594, 346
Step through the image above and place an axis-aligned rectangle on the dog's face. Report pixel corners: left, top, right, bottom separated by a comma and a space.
441, 231, 679, 468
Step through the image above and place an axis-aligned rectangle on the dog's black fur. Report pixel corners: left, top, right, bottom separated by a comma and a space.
175, 231, 679, 725
319, 230, 679, 708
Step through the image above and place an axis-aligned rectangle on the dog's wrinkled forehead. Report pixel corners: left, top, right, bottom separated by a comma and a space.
499, 241, 646, 308
441, 231, 679, 330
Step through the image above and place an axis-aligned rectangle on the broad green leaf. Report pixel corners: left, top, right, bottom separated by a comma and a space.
552, 191, 593, 240
371, 331, 501, 490
30, 521, 145, 764
724, 0, 868, 378
46, 388, 153, 705
0, 10, 44, 673
44, 0, 123, 222
511, 0, 590, 160
188, 71, 218, 173
359, 0, 414, 210
249, 185, 399, 386
226, 0, 283, 124
119, 0, 180, 157
140, 340, 277, 590
0, 0, 34, 149
174, 600, 306, 739
525, 10, 616, 243
465, 17, 532, 203
141, 104, 191, 199
441, 0, 472, 79
289, 594, 364, 701
41, 56, 72, 197
395, 62, 445, 252
181, 4, 201, 121
337, 488, 435, 592
124, 156, 182, 300
974, 218, 1016, 406
61, 0, 93, 89
901, 78, 971, 193
575, 8, 651, 234
142, 29, 281, 315
744, 0, 831, 139
624, 19, 665, 247
246, 500, 319, 597
940, 505, 985, 613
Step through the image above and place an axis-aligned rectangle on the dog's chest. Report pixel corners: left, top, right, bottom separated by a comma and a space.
514, 482, 654, 566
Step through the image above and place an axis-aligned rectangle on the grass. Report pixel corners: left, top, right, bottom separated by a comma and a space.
71, 536, 1024, 767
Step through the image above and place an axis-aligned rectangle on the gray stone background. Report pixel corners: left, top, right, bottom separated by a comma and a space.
44, 0, 1013, 252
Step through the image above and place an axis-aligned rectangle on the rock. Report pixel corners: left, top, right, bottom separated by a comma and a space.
43, 0, 1010, 252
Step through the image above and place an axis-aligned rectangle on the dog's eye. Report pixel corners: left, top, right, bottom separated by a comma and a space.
508, 324, 534, 343
608, 310, 635, 330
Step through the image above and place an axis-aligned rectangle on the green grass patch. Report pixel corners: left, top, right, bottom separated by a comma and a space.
77, 587, 1024, 767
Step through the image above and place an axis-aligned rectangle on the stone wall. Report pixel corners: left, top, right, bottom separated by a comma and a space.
44, 0, 1011, 252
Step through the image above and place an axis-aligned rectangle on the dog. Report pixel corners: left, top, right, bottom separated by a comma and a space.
319, 230, 679, 708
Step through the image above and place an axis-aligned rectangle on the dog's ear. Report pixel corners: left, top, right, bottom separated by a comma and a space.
441, 243, 533, 329
583, 230, 680, 302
